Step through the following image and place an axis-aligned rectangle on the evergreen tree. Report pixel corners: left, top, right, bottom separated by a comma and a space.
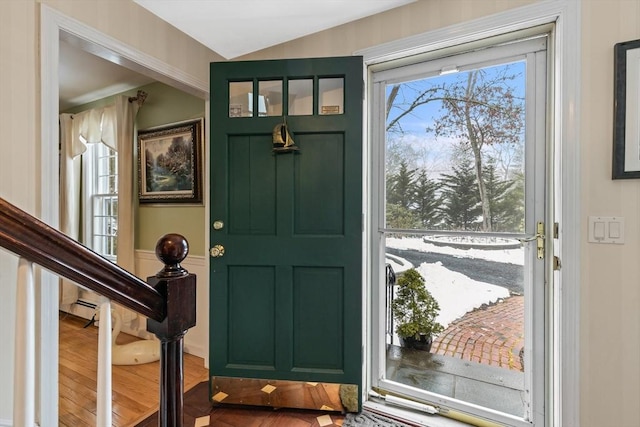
386, 160, 415, 210
413, 169, 441, 228
439, 159, 481, 230
385, 203, 421, 230
482, 161, 516, 232
492, 169, 525, 232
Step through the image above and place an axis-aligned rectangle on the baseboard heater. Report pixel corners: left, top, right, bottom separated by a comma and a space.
75, 299, 98, 310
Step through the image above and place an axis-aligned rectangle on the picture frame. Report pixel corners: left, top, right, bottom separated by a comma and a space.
613, 39, 640, 179
138, 119, 203, 203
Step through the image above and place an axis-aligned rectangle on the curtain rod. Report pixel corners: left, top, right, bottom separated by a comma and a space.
128, 90, 148, 107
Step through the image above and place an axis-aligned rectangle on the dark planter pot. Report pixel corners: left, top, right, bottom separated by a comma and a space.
400, 334, 433, 352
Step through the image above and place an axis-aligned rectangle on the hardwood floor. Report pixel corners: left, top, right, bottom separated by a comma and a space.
59, 312, 208, 427
60, 312, 347, 427
136, 380, 347, 427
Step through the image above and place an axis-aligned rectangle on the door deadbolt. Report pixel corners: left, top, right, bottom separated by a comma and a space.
213, 220, 224, 230
210, 245, 225, 258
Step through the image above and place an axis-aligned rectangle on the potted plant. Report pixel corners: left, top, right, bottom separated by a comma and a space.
392, 268, 444, 351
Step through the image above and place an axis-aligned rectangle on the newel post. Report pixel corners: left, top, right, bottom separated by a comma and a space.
146, 234, 196, 427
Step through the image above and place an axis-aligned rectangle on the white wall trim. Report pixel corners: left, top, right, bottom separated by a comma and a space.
40, 4, 210, 425
358, 1, 581, 426
51, 10, 208, 100
358, 0, 568, 66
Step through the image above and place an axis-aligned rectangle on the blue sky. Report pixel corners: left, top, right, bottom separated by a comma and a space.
385, 60, 526, 179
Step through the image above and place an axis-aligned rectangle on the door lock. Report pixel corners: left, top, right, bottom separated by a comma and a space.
210, 245, 225, 258
516, 222, 545, 260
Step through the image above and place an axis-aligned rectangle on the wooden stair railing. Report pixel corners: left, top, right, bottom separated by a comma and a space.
0, 197, 196, 427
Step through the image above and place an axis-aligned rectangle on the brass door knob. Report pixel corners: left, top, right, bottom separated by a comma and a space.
210, 245, 225, 258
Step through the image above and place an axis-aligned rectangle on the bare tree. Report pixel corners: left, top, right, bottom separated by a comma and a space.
427, 67, 524, 231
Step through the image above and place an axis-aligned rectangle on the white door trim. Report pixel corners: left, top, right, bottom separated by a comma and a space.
39, 5, 209, 426
357, 1, 581, 425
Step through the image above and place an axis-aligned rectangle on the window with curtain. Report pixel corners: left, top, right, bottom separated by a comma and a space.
83, 142, 118, 260
59, 96, 141, 318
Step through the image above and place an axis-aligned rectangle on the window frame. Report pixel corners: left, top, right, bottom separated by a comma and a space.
82, 141, 118, 262
370, 35, 547, 427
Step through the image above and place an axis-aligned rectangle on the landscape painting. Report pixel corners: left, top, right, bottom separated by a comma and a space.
138, 119, 203, 203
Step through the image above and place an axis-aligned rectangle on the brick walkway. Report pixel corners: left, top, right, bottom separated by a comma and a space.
431, 295, 524, 371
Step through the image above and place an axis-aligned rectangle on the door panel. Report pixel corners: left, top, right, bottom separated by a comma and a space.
210, 56, 363, 410
228, 135, 276, 235
294, 133, 345, 235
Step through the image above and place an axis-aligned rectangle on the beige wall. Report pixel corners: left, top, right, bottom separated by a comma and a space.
581, 1, 640, 427
0, 0, 38, 421
239, 0, 534, 60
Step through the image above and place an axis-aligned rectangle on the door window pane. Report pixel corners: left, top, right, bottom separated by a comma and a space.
319, 77, 344, 115
385, 64, 525, 234
383, 61, 529, 418
288, 79, 313, 116
259, 80, 282, 117
229, 81, 253, 117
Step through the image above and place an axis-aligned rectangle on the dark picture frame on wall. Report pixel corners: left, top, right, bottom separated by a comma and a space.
613, 39, 640, 179
138, 118, 203, 203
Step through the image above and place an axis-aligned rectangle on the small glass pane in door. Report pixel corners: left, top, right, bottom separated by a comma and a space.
229, 81, 253, 117
288, 79, 313, 116
319, 78, 344, 114
259, 80, 282, 117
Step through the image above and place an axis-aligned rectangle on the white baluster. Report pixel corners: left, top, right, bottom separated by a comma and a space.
96, 297, 112, 427
13, 258, 35, 427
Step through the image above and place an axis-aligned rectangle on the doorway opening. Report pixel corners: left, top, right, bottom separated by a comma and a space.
369, 32, 551, 426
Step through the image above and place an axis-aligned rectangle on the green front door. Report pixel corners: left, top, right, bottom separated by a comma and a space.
209, 57, 363, 408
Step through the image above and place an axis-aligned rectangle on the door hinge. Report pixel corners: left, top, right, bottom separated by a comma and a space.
553, 256, 562, 270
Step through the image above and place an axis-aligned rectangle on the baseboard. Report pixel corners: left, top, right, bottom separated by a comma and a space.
0, 419, 39, 427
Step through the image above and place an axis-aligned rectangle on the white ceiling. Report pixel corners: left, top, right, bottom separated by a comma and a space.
133, 0, 415, 59
59, 0, 414, 110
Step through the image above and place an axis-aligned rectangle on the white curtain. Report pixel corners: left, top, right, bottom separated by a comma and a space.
114, 96, 140, 273
59, 113, 83, 306
59, 97, 140, 306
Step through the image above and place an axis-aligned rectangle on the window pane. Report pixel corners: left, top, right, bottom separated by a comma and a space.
385, 232, 525, 416
385, 62, 525, 234
318, 78, 344, 115
229, 81, 253, 117
92, 194, 118, 259
382, 59, 530, 419
259, 80, 282, 116
288, 79, 313, 116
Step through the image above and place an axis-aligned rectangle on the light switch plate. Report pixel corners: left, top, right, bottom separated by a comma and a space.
588, 216, 625, 244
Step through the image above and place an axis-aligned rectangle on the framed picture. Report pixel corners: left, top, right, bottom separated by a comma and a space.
138, 119, 203, 203
613, 39, 640, 179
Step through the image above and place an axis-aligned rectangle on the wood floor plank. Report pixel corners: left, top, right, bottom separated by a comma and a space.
59, 312, 208, 427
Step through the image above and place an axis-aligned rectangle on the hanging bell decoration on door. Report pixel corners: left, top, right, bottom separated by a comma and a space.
272, 117, 299, 153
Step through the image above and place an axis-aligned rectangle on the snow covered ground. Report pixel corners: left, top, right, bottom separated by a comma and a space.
385, 237, 521, 329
